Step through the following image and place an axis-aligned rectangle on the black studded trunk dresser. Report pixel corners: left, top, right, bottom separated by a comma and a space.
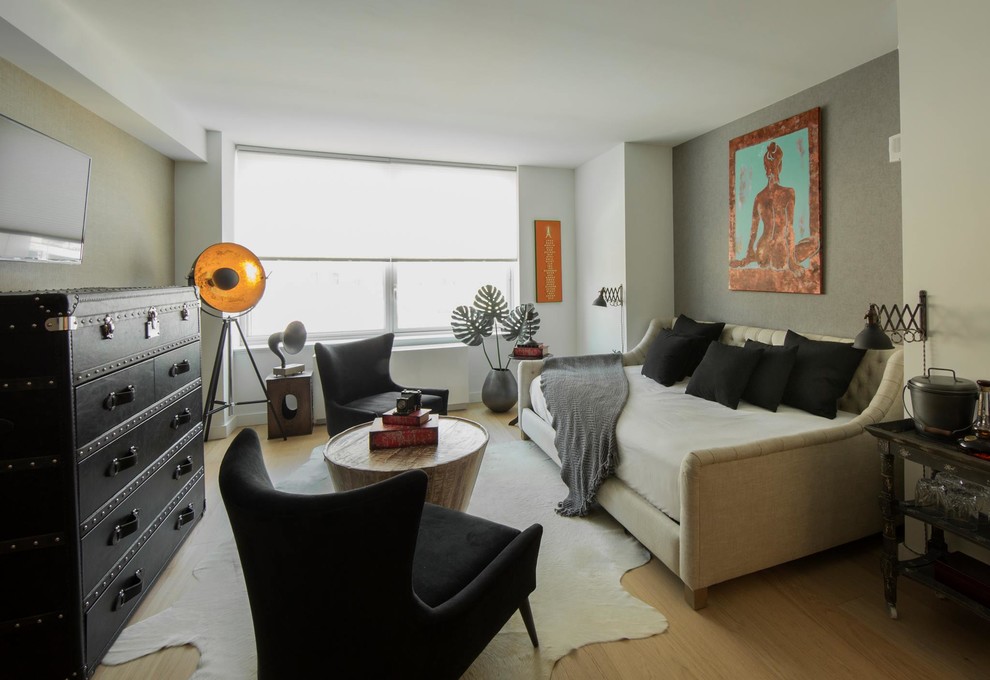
0, 287, 206, 678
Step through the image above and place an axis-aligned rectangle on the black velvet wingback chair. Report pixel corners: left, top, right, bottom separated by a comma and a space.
219, 428, 543, 680
315, 333, 449, 436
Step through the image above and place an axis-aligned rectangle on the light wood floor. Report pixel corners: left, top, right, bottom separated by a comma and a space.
95, 405, 990, 680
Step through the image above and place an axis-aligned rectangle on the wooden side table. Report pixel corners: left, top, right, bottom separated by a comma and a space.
867, 419, 990, 620
324, 416, 489, 511
265, 371, 314, 438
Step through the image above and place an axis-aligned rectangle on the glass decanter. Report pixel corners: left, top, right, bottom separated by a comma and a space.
975, 379, 990, 440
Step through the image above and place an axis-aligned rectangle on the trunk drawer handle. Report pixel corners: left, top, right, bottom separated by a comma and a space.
176, 504, 197, 529
174, 456, 194, 479
168, 360, 191, 377
108, 446, 139, 477
110, 509, 140, 546
104, 385, 136, 411
114, 569, 144, 610
171, 408, 193, 430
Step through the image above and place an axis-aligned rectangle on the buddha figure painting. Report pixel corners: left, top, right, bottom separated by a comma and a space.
729, 108, 822, 294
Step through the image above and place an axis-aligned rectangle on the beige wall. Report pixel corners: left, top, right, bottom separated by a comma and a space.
899, 1, 990, 382
0, 58, 174, 291
899, 0, 990, 561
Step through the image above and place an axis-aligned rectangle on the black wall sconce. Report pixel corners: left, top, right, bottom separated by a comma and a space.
853, 289, 928, 350
592, 285, 623, 308
592, 284, 624, 351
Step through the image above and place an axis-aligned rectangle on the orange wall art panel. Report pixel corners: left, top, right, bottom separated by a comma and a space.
535, 220, 562, 303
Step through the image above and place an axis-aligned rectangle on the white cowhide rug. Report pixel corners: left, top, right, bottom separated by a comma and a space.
103, 439, 668, 679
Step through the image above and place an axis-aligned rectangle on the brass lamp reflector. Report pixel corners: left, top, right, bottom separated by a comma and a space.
192, 242, 266, 314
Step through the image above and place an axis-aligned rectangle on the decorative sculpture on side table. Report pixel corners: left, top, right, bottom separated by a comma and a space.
268, 320, 307, 376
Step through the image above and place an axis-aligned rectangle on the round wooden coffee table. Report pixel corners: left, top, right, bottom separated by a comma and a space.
323, 416, 489, 511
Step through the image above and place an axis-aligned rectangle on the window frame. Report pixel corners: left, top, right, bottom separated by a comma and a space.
239, 256, 518, 346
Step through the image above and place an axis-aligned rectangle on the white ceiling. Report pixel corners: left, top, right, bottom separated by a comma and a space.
4, 0, 898, 167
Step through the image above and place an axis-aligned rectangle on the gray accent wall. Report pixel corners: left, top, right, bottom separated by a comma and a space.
672, 51, 901, 338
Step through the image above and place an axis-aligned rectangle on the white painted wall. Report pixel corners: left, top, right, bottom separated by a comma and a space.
624, 143, 675, 347
898, 0, 990, 560
456, 166, 578, 403
174, 130, 234, 439
174, 131, 225, 285
576, 145, 626, 354
517, 165, 577, 359
575, 143, 674, 354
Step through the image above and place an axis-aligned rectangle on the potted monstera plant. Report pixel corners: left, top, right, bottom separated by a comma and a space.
451, 285, 541, 412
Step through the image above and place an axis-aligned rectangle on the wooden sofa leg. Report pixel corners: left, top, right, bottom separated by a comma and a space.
519, 597, 539, 647
684, 585, 708, 610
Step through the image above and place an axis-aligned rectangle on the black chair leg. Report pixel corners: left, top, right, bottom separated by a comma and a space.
519, 597, 539, 647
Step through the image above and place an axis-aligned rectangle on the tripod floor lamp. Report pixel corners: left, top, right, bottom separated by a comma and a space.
190, 242, 285, 441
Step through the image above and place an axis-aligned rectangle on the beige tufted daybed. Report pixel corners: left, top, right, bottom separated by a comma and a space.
517, 318, 903, 609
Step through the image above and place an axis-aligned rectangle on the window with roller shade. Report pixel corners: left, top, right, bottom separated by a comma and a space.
234, 147, 518, 344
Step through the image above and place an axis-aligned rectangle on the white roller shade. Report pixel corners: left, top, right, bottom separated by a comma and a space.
235, 149, 517, 260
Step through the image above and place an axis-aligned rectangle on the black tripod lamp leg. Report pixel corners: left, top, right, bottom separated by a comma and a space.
203, 318, 231, 442
231, 318, 287, 441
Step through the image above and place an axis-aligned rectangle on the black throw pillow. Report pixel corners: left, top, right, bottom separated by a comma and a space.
781, 330, 866, 418
686, 342, 764, 409
641, 329, 708, 387
672, 314, 725, 342
671, 314, 726, 375
742, 340, 799, 412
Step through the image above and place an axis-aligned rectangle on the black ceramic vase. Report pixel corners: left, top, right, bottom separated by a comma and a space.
482, 368, 517, 413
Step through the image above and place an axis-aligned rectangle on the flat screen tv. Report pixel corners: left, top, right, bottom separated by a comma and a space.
0, 113, 91, 264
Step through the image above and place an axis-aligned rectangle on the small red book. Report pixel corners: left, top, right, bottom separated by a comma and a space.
369, 415, 439, 449
512, 344, 546, 358
381, 408, 432, 426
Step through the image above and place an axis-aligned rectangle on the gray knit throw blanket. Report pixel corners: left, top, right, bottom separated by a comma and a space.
541, 353, 629, 517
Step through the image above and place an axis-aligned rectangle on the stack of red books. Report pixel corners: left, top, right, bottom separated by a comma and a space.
369, 409, 439, 449
511, 343, 548, 359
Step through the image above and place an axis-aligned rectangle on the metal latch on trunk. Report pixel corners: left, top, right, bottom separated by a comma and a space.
100, 315, 115, 339
146, 307, 160, 339
44, 316, 78, 332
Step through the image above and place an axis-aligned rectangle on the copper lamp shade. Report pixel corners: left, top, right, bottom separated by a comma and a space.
192, 242, 266, 314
